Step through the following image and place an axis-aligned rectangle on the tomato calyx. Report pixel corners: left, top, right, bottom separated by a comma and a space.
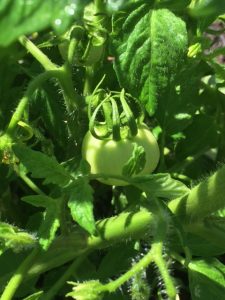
88, 85, 144, 142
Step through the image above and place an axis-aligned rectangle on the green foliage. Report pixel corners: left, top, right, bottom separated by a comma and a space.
111, 5, 188, 115
188, 258, 225, 299
131, 173, 190, 199
13, 145, 71, 187
0, 223, 36, 254
175, 114, 218, 159
1, 0, 225, 299
22, 195, 62, 250
122, 144, 146, 176
0, 0, 90, 46
67, 178, 96, 235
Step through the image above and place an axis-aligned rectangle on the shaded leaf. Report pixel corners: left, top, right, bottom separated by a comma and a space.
22, 195, 62, 250
31, 86, 68, 151
122, 143, 146, 177
67, 178, 96, 235
13, 145, 71, 187
175, 114, 219, 160
130, 173, 189, 199
97, 243, 137, 279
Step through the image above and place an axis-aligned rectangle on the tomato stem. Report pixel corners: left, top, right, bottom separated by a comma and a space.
152, 241, 177, 300
103, 248, 154, 293
14, 165, 45, 195
18, 36, 58, 71
18, 35, 83, 114
168, 164, 225, 222
6, 71, 55, 137
0, 247, 40, 300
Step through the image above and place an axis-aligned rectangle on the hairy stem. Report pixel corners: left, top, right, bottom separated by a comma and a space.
57, 65, 83, 112
26, 211, 154, 280
103, 248, 154, 293
19, 35, 82, 115
3, 165, 225, 288
18, 36, 57, 71
152, 242, 177, 300
168, 164, 225, 222
6, 71, 57, 137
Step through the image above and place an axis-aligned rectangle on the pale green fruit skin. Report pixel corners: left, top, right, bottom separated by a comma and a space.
82, 124, 160, 186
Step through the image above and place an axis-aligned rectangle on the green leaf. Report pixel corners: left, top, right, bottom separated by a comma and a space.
157, 0, 191, 10
0, 0, 90, 46
189, 0, 225, 31
0, 222, 36, 254
156, 61, 208, 136
185, 217, 225, 256
111, 5, 187, 115
190, 0, 225, 18
130, 173, 190, 199
22, 195, 62, 250
188, 258, 225, 300
97, 243, 137, 279
31, 85, 68, 151
0, 54, 24, 130
122, 143, 146, 177
13, 145, 71, 187
175, 114, 219, 160
67, 178, 96, 235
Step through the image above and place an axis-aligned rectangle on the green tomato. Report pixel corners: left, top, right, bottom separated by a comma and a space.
82, 123, 160, 186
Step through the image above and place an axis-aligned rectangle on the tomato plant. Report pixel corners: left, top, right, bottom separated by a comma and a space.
0, 1, 225, 300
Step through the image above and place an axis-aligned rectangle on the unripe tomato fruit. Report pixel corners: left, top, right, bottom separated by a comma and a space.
82, 123, 160, 186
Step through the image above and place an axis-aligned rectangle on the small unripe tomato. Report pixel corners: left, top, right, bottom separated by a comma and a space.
82, 123, 160, 186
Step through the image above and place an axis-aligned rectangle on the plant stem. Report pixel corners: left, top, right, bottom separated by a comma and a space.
83, 66, 94, 96
17, 169, 45, 195
6, 71, 56, 137
158, 130, 166, 172
152, 242, 177, 300
8, 162, 225, 286
170, 252, 186, 266
57, 65, 83, 112
18, 36, 58, 71
19, 35, 82, 115
41, 255, 87, 300
25, 211, 154, 280
103, 248, 154, 293
0, 247, 40, 300
67, 38, 79, 66
168, 164, 225, 222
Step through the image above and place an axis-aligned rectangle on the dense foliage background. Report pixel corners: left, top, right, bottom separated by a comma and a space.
0, 0, 225, 299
